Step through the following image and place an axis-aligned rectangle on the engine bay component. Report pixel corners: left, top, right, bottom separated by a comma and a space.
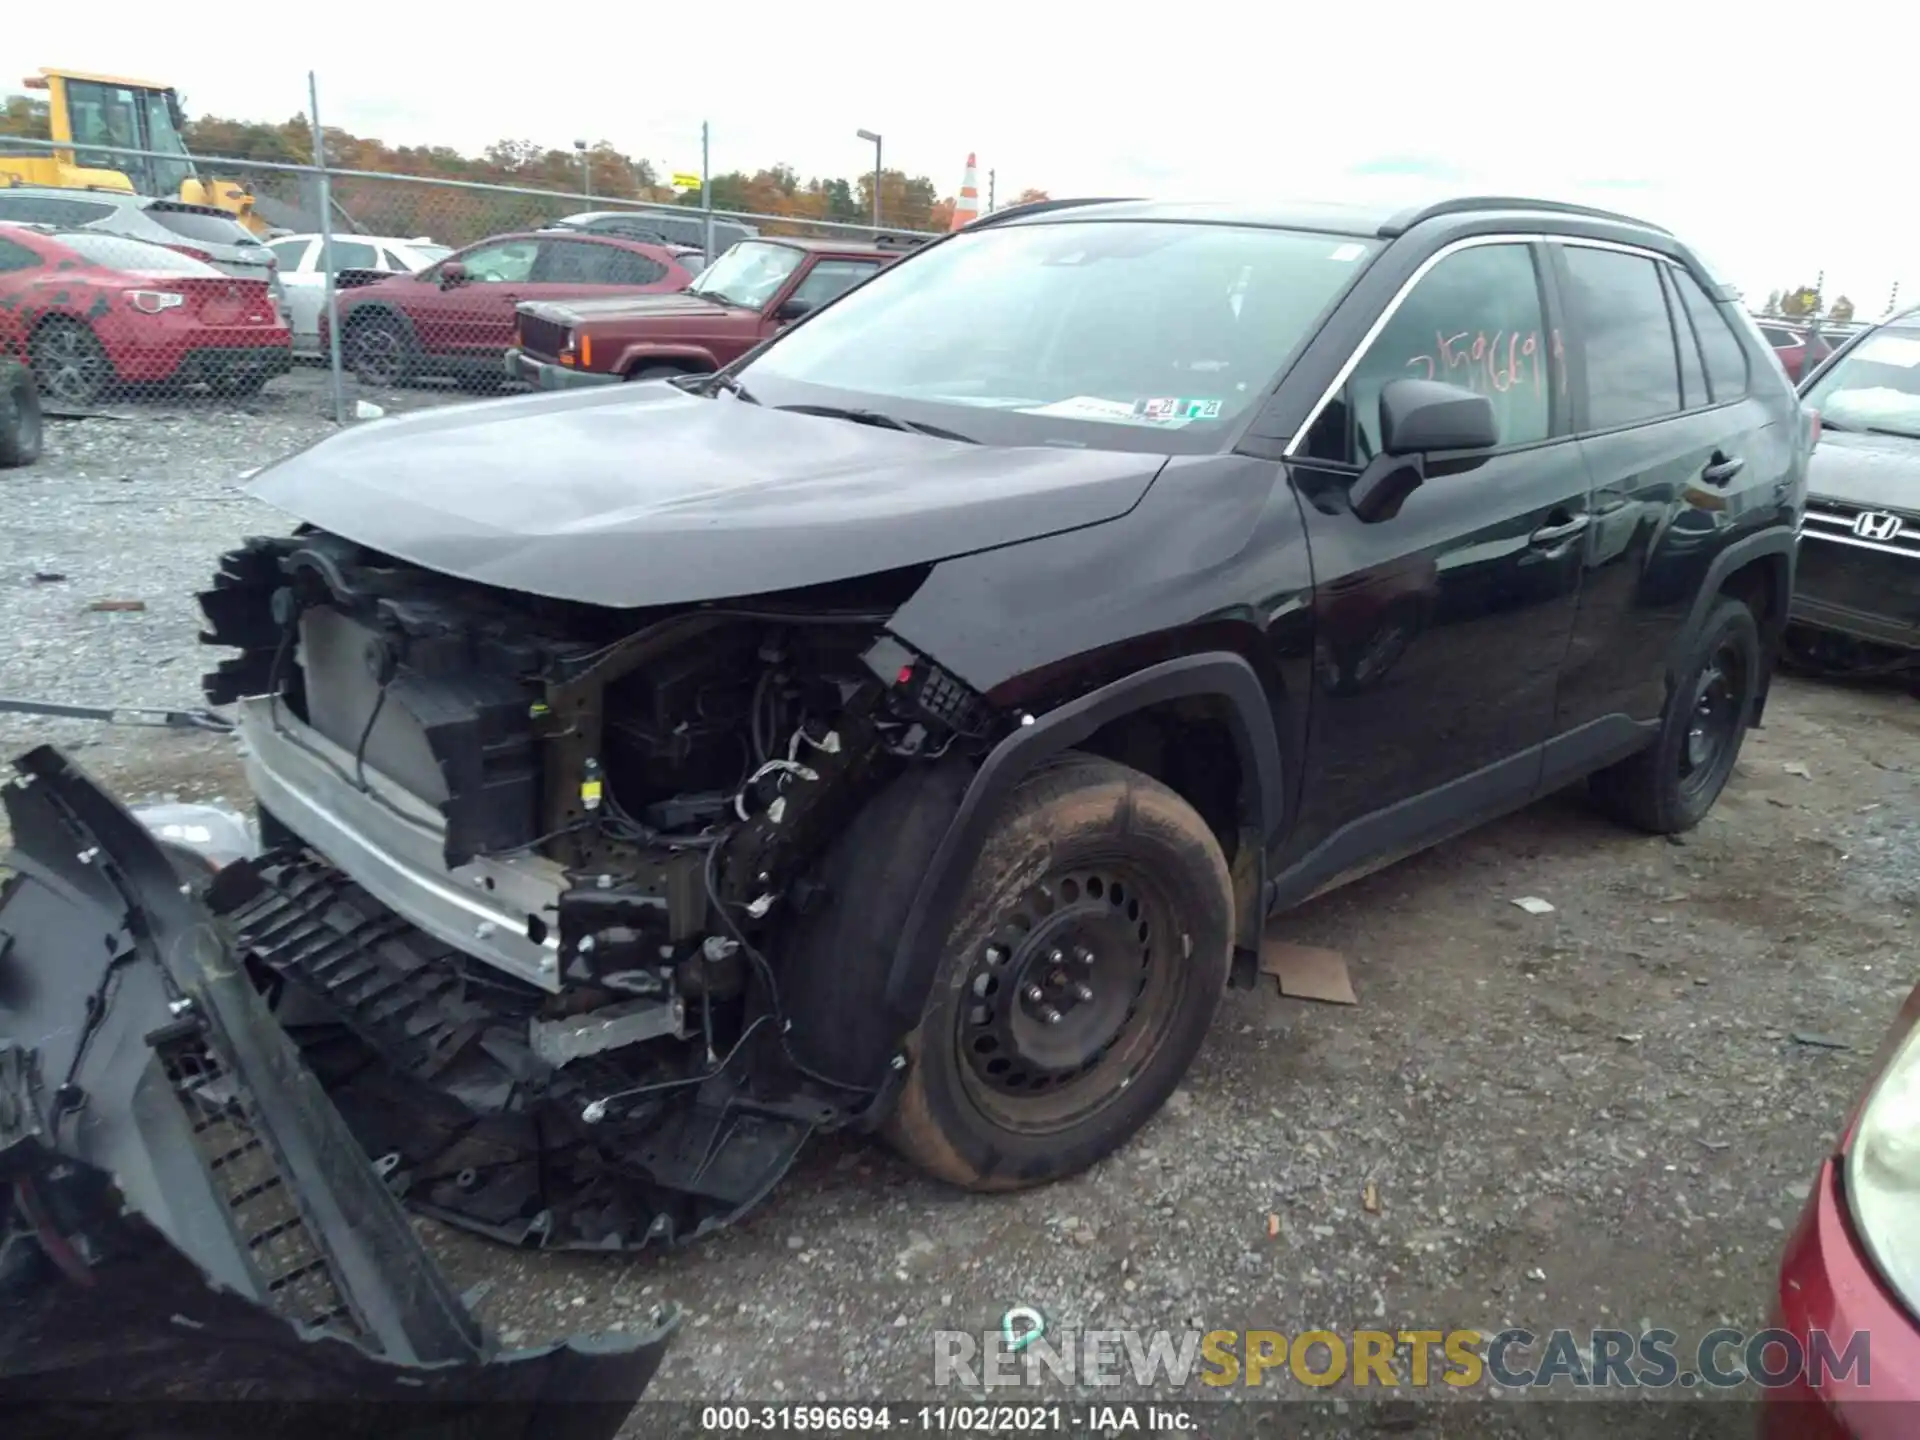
0, 744, 678, 1422
185, 531, 993, 1251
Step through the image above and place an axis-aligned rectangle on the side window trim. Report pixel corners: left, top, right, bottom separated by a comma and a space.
1659, 261, 1718, 412
1280, 230, 1677, 461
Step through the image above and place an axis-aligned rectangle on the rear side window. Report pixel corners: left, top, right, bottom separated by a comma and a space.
0, 195, 116, 225
536, 241, 665, 285
144, 205, 258, 247
54, 231, 222, 274
0, 237, 40, 272
1669, 268, 1750, 403
321, 239, 380, 271
1558, 245, 1681, 430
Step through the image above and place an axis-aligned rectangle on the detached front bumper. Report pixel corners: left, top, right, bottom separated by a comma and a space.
504, 347, 619, 390
0, 745, 678, 1425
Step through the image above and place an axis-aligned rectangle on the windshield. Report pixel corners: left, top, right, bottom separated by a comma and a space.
56, 231, 221, 275
737, 219, 1380, 453
691, 241, 805, 307
64, 79, 195, 196
1803, 329, 1920, 440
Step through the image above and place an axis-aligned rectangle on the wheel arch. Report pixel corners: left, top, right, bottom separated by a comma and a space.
617, 345, 718, 377
879, 652, 1284, 1040
1673, 529, 1796, 726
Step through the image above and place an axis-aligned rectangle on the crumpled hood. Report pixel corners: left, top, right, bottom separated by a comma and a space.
1808, 429, 1920, 513
245, 383, 1165, 608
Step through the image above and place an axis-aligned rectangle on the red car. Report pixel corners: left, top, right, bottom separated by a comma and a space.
1758, 322, 1839, 384
0, 223, 291, 405
1765, 980, 1920, 1438
322, 230, 697, 388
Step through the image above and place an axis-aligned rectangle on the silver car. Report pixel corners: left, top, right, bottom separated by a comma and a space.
0, 186, 285, 311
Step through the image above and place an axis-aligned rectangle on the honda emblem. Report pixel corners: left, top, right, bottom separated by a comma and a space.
1853, 511, 1903, 542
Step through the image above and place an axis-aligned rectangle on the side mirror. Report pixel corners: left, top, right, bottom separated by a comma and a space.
773, 295, 813, 322
438, 261, 468, 289
1379, 378, 1499, 455
1349, 379, 1498, 524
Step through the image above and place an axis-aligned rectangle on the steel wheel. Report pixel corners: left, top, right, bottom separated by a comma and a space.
30, 321, 111, 407
1679, 637, 1746, 802
957, 860, 1181, 1134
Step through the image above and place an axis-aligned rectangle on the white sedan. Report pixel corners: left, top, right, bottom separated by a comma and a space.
266, 233, 453, 356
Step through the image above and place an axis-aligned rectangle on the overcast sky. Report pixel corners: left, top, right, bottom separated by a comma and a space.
14, 4, 1912, 309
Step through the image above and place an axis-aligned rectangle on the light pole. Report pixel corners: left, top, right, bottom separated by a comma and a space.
855, 128, 882, 230
574, 139, 590, 201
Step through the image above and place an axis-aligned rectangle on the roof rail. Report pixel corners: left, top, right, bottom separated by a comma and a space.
1380, 196, 1672, 238
962, 196, 1142, 231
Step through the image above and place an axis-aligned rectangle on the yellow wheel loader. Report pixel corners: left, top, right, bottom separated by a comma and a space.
1, 68, 272, 237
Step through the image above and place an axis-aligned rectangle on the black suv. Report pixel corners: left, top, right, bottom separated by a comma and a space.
174, 193, 1807, 1254
1785, 305, 1920, 676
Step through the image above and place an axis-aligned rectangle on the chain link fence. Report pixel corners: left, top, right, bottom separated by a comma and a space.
0, 136, 939, 431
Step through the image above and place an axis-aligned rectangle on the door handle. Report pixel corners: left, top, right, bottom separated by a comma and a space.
1702, 453, 1745, 486
1529, 513, 1591, 547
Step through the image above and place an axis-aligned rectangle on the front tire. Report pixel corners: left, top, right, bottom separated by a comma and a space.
884, 753, 1234, 1191
345, 313, 415, 387
1590, 595, 1761, 833
0, 360, 43, 467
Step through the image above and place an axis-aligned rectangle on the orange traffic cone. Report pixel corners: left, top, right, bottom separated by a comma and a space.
950, 153, 981, 231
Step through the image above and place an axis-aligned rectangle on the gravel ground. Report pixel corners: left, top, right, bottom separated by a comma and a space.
3, 388, 1917, 1426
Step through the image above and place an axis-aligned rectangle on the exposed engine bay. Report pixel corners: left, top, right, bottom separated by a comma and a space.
196, 529, 1002, 1251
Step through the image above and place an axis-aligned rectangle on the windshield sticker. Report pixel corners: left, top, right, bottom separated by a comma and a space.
1138, 397, 1224, 421
1016, 395, 1198, 428
1329, 242, 1368, 262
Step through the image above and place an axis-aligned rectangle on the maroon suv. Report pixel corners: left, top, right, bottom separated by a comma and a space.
322, 230, 697, 387
506, 236, 918, 387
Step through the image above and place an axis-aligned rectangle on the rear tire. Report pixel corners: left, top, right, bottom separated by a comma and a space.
29, 319, 111, 407
0, 361, 43, 467
883, 753, 1234, 1191
1590, 596, 1761, 834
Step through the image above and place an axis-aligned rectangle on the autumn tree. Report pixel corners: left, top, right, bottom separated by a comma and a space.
1762, 290, 1783, 316
1829, 295, 1855, 324
1, 95, 52, 139
1009, 187, 1051, 205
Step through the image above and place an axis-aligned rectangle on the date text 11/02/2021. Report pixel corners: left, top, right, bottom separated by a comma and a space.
698, 1404, 1192, 1432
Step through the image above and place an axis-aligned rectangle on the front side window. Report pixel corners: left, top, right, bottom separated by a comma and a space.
740, 220, 1378, 452
452, 239, 538, 284
1304, 242, 1552, 464
1802, 328, 1920, 440
0, 237, 41, 273
1559, 245, 1682, 430
787, 258, 881, 310
690, 241, 806, 308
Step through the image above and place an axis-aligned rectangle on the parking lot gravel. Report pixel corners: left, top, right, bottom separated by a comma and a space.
4, 387, 1916, 1428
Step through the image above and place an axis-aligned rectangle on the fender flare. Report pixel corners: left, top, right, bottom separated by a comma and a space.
1672, 528, 1797, 655
1671, 526, 1797, 719
879, 652, 1285, 1032
616, 345, 719, 376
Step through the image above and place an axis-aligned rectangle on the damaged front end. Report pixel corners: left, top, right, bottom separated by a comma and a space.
0, 746, 677, 1423
193, 529, 1000, 1253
